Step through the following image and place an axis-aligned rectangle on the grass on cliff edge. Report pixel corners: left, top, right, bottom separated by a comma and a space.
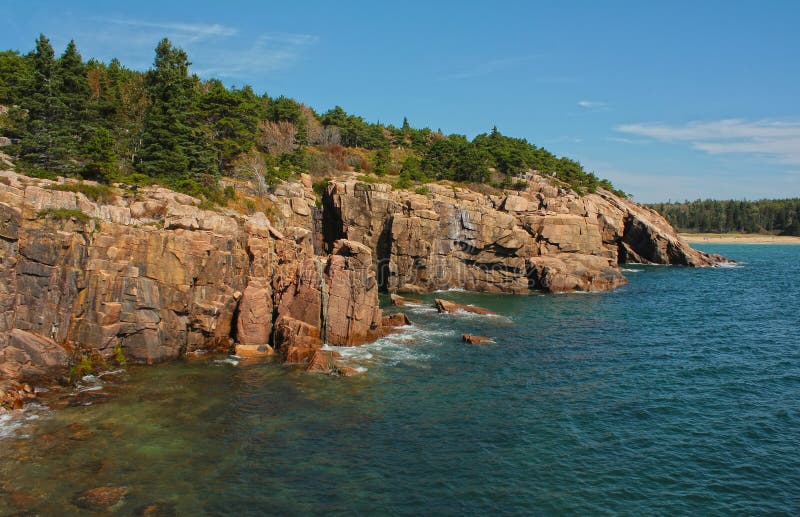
36, 207, 91, 223
47, 182, 117, 203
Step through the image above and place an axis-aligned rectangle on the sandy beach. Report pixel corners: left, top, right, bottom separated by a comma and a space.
681, 233, 800, 244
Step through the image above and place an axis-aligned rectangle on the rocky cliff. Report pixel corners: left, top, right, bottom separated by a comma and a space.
324, 175, 721, 294
0, 169, 722, 404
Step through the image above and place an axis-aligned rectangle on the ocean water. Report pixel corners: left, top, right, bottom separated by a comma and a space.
1, 244, 799, 515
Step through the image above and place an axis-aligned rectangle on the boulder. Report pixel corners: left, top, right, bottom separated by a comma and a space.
306, 349, 338, 374
234, 344, 275, 358
435, 299, 495, 316
7, 329, 68, 370
0, 380, 35, 409
273, 315, 323, 363
382, 312, 411, 327
389, 293, 423, 306
336, 365, 361, 376
462, 334, 492, 345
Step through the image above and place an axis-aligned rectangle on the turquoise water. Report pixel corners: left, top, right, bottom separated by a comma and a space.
1, 244, 799, 515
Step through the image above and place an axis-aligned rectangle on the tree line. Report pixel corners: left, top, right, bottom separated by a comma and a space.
0, 35, 625, 202
648, 199, 800, 235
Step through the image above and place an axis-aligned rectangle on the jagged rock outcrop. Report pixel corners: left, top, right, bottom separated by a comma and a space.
0, 168, 723, 390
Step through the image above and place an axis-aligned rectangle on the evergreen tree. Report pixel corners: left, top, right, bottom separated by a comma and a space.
201, 81, 261, 172
373, 146, 390, 175
56, 40, 91, 175
138, 38, 212, 178
0, 50, 32, 105
18, 34, 68, 172
83, 126, 117, 178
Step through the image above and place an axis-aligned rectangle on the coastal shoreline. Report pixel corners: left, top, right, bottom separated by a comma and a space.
680, 233, 800, 244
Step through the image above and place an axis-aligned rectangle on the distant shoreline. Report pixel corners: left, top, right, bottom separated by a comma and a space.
680, 233, 800, 244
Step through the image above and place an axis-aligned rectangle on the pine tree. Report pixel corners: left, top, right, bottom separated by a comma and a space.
200, 81, 261, 172
138, 38, 212, 179
83, 126, 116, 178
56, 40, 91, 175
0, 50, 32, 105
18, 34, 67, 172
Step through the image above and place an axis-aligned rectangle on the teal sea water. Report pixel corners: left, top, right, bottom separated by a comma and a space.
1, 244, 799, 515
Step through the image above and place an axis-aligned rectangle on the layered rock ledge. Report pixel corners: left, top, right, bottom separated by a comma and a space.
0, 169, 723, 399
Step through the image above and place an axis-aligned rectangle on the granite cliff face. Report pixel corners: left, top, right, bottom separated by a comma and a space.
324, 176, 720, 294
0, 169, 721, 403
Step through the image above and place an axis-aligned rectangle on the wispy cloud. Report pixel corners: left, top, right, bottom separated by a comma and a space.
617, 119, 800, 164
606, 136, 649, 145
441, 55, 542, 80
193, 32, 318, 77
99, 18, 238, 43
71, 18, 317, 78
577, 100, 609, 112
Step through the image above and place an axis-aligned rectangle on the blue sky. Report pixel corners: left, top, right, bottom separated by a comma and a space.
3, 0, 799, 202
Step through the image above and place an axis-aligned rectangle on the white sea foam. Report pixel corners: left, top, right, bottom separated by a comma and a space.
98, 369, 125, 378
0, 403, 51, 440
75, 385, 104, 393
445, 309, 514, 324
404, 305, 438, 314
0, 410, 16, 440
621, 268, 642, 273
714, 262, 745, 269
325, 324, 452, 368
214, 356, 241, 366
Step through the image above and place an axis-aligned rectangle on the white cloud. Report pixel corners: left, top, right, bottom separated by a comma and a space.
617, 119, 800, 165
100, 18, 238, 43
577, 100, 609, 112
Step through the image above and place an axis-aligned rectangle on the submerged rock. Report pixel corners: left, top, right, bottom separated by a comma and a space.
134, 502, 178, 516
72, 485, 128, 510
